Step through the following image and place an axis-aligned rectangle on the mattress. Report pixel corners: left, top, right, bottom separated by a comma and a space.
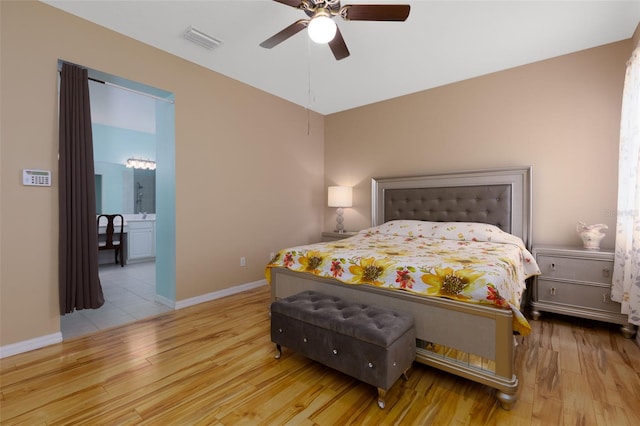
266, 220, 540, 335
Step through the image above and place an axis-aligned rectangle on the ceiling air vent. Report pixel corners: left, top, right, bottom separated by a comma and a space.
184, 26, 222, 50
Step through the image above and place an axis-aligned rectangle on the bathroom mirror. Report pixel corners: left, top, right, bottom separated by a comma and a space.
95, 163, 156, 214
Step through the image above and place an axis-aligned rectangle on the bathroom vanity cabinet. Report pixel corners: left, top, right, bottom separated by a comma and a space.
127, 219, 155, 262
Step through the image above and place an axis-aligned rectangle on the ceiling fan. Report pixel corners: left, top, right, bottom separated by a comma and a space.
260, 0, 411, 60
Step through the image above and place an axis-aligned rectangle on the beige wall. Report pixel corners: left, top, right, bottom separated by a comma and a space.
325, 40, 631, 250
0, 1, 324, 347
0, 1, 634, 350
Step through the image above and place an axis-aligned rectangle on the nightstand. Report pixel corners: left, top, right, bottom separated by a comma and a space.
321, 231, 358, 242
531, 245, 637, 338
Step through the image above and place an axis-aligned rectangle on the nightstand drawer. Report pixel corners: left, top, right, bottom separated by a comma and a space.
536, 255, 613, 284
536, 279, 621, 313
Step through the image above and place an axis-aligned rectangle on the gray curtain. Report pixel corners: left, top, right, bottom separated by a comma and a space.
59, 62, 104, 314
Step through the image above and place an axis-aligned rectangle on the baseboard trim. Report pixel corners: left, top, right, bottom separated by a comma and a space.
174, 279, 267, 310
1, 281, 268, 358
154, 294, 176, 309
0, 332, 63, 359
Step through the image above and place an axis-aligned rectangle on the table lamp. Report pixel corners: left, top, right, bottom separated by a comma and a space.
328, 186, 352, 233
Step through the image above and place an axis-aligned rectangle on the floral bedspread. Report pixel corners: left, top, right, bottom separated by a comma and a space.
266, 220, 540, 335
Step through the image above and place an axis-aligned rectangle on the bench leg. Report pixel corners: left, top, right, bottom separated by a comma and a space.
377, 388, 386, 409
274, 344, 282, 359
402, 366, 410, 381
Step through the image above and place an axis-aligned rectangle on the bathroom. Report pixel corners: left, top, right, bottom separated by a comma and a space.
93, 115, 158, 264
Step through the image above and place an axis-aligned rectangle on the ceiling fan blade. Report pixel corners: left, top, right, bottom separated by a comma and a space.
260, 19, 308, 49
328, 26, 350, 61
341, 4, 410, 21
273, 0, 304, 8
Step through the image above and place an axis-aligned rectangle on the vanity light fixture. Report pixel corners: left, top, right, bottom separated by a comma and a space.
328, 185, 352, 233
126, 158, 156, 170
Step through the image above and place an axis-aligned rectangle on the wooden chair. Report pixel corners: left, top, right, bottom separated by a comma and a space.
97, 214, 125, 267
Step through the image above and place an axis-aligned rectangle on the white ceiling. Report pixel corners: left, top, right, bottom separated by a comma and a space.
44, 0, 640, 115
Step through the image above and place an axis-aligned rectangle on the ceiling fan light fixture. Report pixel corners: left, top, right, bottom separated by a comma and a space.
308, 10, 337, 44
261, 1, 410, 60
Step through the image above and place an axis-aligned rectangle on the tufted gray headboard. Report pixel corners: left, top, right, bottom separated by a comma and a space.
371, 167, 532, 248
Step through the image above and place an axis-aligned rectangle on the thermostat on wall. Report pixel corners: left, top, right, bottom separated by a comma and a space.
23, 169, 51, 186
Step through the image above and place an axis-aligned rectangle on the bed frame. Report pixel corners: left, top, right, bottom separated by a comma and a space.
270, 166, 533, 409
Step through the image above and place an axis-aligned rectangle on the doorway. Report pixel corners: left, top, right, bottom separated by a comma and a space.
59, 63, 176, 339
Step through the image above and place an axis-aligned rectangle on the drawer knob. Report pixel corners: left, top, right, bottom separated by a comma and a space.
603, 268, 611, 278
603, 293, 611, 303
549, 287, 557, 296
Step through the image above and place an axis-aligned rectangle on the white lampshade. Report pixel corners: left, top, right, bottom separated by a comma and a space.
308, 14, 337, 44
328, 186, 352, 208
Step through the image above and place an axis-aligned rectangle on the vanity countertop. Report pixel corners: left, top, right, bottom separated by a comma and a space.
123, 214, 156, 222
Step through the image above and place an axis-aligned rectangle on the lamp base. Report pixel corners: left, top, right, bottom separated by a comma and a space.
334, 207, 345, 233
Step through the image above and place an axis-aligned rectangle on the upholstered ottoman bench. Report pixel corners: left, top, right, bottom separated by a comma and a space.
270, 290, 416, 408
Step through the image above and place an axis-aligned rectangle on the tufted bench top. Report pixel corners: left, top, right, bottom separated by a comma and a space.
271, 290, 414, 348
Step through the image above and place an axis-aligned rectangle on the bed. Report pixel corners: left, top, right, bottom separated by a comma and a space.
266, 166, 538, 409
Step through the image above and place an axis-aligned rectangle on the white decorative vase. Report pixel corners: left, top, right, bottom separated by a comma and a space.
576, 222, 608, 250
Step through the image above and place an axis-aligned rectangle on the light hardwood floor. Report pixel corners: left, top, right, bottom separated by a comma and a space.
1, 286, 639, 425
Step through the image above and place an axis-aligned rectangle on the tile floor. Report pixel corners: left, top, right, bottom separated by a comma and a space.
60, 261, 172, 340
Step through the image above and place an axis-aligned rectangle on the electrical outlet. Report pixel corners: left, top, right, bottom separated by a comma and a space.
240, 257, 246, 267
